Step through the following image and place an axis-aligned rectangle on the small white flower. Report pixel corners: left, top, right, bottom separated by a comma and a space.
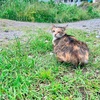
28, 55, 33, 59
50, 52, 53, 55
45, 40, 49, 43
96, 35, 100, 38
0, 48, 2, 51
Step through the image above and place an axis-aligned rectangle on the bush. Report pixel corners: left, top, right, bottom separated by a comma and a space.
33, 2, 56, 22
80, 2, 100, 18
0, 0, 100, 23
0, 0, 28, 20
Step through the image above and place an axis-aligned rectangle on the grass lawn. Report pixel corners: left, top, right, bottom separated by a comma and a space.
0, 28, 100, 100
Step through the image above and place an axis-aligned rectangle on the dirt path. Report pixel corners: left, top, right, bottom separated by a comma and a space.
0, 18, 100, 46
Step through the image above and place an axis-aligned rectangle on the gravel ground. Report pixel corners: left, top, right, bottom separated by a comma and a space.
0, 18, 100, 46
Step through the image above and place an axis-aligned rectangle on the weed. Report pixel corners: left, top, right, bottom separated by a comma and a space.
0, 1, 100, 22
0, 28, 100, 99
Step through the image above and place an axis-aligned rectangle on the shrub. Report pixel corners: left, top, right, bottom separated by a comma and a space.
33, 2, 56, 22
0, 0, 100, 23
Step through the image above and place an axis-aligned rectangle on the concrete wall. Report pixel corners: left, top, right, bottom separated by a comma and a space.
93, 0, 100, 3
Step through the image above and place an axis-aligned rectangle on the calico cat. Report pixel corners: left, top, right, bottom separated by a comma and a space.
51, 25, 89, 68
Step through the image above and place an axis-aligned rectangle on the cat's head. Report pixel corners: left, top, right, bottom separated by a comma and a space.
51, 25, 68, 39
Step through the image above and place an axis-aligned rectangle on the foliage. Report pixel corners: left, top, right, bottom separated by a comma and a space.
0, 0, 100, 22
0, 28, 100, 99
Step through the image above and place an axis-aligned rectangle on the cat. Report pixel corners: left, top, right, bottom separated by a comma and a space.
51, 25, 89, 68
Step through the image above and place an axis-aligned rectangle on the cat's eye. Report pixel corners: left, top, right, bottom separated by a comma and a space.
52, 30, 55, 32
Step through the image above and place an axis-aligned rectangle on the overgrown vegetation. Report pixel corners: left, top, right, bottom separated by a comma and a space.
0, 0, 100, 23
1, 28, 100, 99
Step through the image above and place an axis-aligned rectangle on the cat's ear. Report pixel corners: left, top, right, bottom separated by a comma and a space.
52, 25, 56, 28
63, 25, 68, 30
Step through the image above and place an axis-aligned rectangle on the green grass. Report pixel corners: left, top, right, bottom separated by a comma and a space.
0, 29, 100, 100
0, 0, 100, 23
